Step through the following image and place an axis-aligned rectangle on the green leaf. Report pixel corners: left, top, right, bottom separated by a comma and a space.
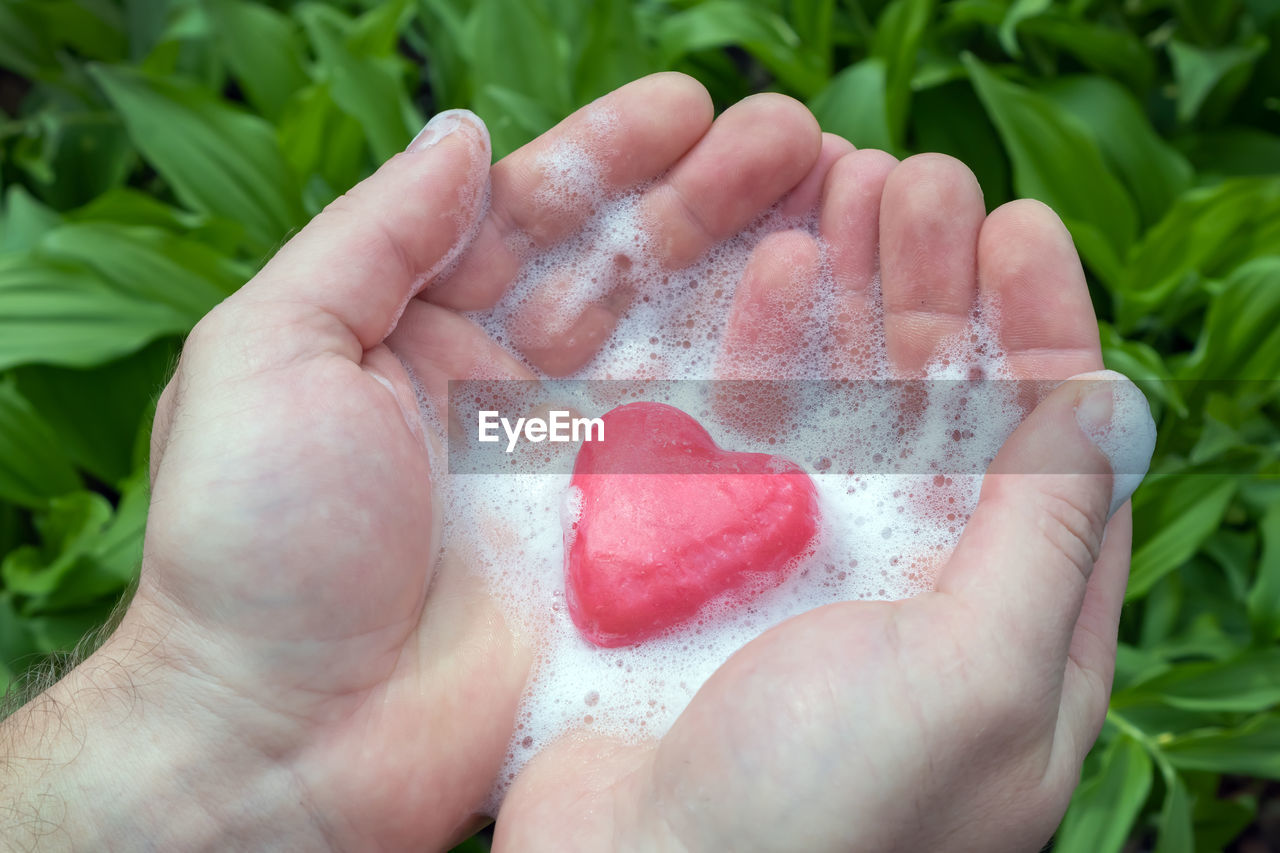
467, 0, 571, 127
1099, 322, 1187, 419
657, 0, 822, 97
809, 59, 894, 152
1163, 715, 1280, 779
787, 0, 834, 77
92, 468, 148, 586
1181, 127, 1280, 178
912, 80, 1010, 205
1126, 648, 1280, 712
872, 0, 934, 148
13, 340, 176, 487
38, 222, 237, 311
1154, 771, 1193, 853
1188, 773, 1257, 852
297, 2, 421, 164
276, 82, 369, 211
348, 0, 416, 55
1168, 36, 1268, 124
0, 254, 194, 371
0, 1, 54, 76
476, 84, 559, 160
572, 0, 655, 104
1, 468, 144, 614
12, 109, 135, 210
68, 188, 245, 256
0, 187, 61, 256
1018, 15, 1155, 91
1, 492, 114, 602
1114, 178, 1280, 332
1041, 76, 1192, 229
964, 54, 1138, 287
39, 0, 126, 61
1127, 472, 1238, 600
1054, 735, 1153, 853
411, 0, 473, 112
1248, 501, 1280, 643
997, 0, 1051, 58
90, 64, 306, 255
1182, 257, 1280, 382
0, 382, 80, 507
205, 0, 310, 120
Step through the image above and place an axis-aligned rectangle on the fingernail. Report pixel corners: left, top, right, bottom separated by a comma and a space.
408, 108, 477, 153
1072, 370, 1157, 518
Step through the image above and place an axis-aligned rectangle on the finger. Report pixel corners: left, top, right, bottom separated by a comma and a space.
500, 261, 633, 378
936, 372, 1154, 688
879, 154, 985, 376
386, 300, 536, 417
1057, 505, 1133, 762
428, 73, 714, 311
508, 94, 823, 375
818, 148, 898, 374
778, 133, 856, 219
231, 110, 492, 361
977, 199, 1102, 380
639, 93, 823, 269
714, 230, 821, 439
719, 230, 822, 378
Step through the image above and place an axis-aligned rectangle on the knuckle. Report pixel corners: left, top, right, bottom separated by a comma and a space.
1034, 487, 1105, 584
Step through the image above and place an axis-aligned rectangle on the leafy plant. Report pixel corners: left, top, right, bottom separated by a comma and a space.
2, 0, 1278, 849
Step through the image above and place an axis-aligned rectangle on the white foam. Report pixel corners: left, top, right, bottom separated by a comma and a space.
1074, 370, 1157, 517
416, 133, 1095, 810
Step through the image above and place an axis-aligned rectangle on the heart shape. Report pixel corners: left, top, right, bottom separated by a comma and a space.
565, 402, 820, 647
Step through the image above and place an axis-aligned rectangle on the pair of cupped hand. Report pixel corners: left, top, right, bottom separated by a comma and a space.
102, 74, 1139, 851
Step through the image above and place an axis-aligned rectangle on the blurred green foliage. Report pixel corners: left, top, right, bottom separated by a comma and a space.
1, 0, 1278, 849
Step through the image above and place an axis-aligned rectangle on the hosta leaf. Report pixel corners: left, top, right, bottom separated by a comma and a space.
0, 381, 80, 507
1163, 715, 1280, 779
205, 0, 309, 120
13, 341, 176, 487
90, 64, 306, 255
1041, 76, 1192, 229
1248, 501, 1280, 643
964, 54, 1137, 287
1124, 648, 1280, 712
297, 2, 421, 164
1054, 735, 1152, 853
1168, 36, 1268, 124
1115, 179, 1280, 332
809, 59, 893, 152
1181, 257, 1280, 382
872, 0, 934, 148
1154, 771, 1193, 853
0, 254, 193, 371
1127, 471, 1237, 600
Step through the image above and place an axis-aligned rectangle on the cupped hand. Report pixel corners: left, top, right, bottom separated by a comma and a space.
102, 73, 835, 850
491, 120, 1151, 851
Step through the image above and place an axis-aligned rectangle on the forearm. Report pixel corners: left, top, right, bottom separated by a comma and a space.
0, 625, 330, 851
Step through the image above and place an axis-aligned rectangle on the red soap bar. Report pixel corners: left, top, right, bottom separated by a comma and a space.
565, 402, 820, 648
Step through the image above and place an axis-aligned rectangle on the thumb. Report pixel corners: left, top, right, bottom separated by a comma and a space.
215, 109, 492, 364
937, 370, 1156, 671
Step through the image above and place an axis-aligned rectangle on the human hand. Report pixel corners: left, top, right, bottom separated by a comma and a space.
491, 152, 1155, 851
0, 73, 843, 850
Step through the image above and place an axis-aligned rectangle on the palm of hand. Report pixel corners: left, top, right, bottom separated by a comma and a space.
136, 74, 1130, 851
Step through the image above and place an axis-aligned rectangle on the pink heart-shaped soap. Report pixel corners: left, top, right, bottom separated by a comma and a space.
565, 402, 820, 647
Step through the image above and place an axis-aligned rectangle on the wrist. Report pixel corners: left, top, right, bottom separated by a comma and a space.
0, 604, 332, 851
